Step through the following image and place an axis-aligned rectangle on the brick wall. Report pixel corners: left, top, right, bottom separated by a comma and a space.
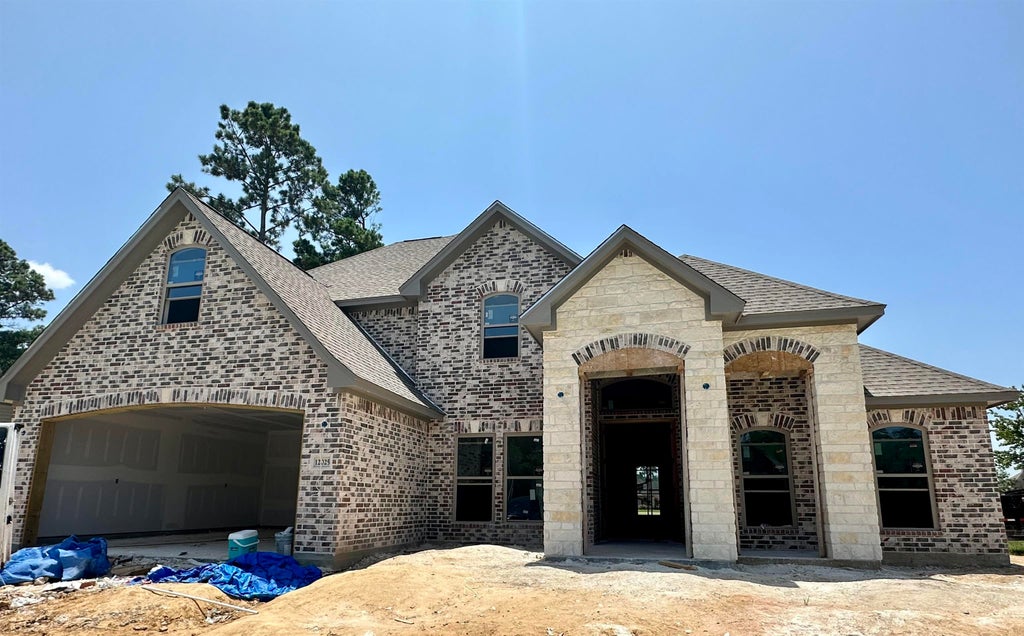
869, 407, 1007, 562
347, 306, 418, 376
10, 215, 428, 564
727, 374, 819, 552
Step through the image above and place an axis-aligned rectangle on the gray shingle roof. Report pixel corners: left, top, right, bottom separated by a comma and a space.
190, 195, 438, 415
680, 254, 882, 315
860, 344, 1017, 406
308, 236, 455, 302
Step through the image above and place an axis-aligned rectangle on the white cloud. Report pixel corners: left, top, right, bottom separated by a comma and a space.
28, 261, 75, 290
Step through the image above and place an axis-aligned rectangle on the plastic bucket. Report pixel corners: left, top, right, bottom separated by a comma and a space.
227, 529, 259, 559
274, 527, 294, 556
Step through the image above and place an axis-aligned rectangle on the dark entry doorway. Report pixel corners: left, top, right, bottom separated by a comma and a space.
600, 421, 681, 541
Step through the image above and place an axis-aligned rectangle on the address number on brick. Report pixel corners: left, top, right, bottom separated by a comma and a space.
313, 457, 331, 467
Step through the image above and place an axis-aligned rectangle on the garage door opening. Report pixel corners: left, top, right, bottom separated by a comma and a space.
28, 405, 303, 546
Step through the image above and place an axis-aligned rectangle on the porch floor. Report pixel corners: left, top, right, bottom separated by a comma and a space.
584, 541, 689, 561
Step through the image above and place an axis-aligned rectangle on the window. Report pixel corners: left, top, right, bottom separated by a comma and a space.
483, 294, 519, 359
739, 429, 793, 526
636, 466, 660, 516
456, 436, 493, 521
872, 426, 935, 529
505, 435, 543, 521
164, 248, 206, 324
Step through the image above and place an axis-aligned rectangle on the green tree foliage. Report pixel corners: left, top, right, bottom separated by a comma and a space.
0, 239, 54, 373
992, 388, 1024, 490
292, 169, 385, 269
168, 102, 328, 249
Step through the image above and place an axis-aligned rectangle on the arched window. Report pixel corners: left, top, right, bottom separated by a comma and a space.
739, 429, 793, 526
482, 294, 519, 359
872, 426, 936, 529
164, 247, 206, 324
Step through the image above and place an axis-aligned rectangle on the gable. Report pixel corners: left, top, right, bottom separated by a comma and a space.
521, 225, 745, 341
398, 201, 581, 299
1, 190, 440, 419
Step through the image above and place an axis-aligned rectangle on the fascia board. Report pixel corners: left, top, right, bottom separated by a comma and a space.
865, 390, 1020, 409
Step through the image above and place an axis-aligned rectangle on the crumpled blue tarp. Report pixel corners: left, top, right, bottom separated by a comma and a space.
0, 536, 111, 585
147, 551, 321, 601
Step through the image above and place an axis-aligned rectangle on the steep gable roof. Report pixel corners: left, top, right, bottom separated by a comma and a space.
397, 201, 582, 299
0, 189, 441, 419
860, 344, 1017, 408
308, 235, 455, 304
520, 225, 746, 341
681, 255, 886, 333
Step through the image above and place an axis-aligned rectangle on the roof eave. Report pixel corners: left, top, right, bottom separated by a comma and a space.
726, 304, 887, 334
333, 295, 412, 310
344, 377, 445, 420
865, 390, 1020, 409
398, 201, 582, 298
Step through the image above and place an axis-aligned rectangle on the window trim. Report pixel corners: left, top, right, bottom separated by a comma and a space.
481, 293, 521, 360
454, 434, 494, 523
504, 432, 543, 523
162, 246, 207, 324
870, 424, 939, 530
737, 427, 797, 528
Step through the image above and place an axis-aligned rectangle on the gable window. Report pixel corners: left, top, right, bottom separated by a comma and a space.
456, 436, 493, 521
483, 294, 519, 359
164, 247, 206, 324
739, 429, 793, 527
872, 426, 936, 529
505, 434, 543, 521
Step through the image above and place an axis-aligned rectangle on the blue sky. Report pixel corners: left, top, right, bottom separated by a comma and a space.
1, 1, 1021, 389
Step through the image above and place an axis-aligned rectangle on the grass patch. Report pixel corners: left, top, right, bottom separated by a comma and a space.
1010, 540, 1024, 556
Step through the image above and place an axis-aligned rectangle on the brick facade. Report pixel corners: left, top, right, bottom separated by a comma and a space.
868, 407, 1007, 564
727, 374, 819, 552
9, 216, 429, 565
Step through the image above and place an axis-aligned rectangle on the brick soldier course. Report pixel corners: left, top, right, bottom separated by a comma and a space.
0, 190, 1016, 567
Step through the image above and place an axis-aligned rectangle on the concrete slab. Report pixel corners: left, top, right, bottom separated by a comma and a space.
106, 528, 286, 563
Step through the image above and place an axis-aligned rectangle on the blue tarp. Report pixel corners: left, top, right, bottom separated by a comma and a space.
0, 536, 111, 585
147, 551, 321, 601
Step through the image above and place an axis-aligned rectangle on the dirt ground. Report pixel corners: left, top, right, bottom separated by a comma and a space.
2, 546, 1022, 636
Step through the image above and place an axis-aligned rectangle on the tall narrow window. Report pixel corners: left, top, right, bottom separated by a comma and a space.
506, 435, 543, 521
483, 294, 519, 359
739, 429, 793, 526
164, 247, 206, 324
456, 436, 493, 521
872, 426, 935, 529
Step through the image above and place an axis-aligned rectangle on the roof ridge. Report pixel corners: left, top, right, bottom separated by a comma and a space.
859, 344, 1012, 392
182, 190, 325, 288
307, 235, 457, 276
680, 253, 880, 307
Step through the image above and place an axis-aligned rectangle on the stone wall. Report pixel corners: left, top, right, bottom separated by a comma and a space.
542, 252, 737, 559
723, 327, 881, 562
869, 407, 1008, 564
727, 374, 819, 552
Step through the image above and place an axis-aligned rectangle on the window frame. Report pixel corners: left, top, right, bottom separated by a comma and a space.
162, 246, 207, 325
454, 434, 494, 523
870, 424, 939, 530
504, 432, 543, 523
737, 428, 797, 528
481, 293, 521, 360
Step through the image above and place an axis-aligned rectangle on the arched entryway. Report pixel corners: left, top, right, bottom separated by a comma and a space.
575, 333, 689, 554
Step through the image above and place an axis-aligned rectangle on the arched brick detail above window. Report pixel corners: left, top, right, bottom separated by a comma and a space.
474, 279, 526, 298
572, 333, 691, 366
730, 411, 797, 432
162, 224, 215, 252
38, 387, 308, 421
723, 336, 820, 365
867, 408, 933, 430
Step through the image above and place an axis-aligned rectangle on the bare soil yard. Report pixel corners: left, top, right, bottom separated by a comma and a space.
2, 545, 1022, 635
